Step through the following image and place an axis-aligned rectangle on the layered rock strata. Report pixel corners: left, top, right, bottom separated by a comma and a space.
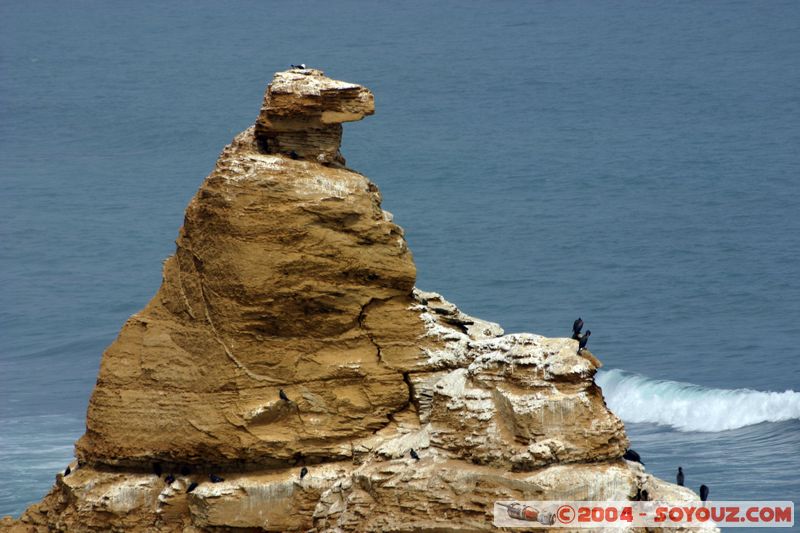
5, 69, 714, 532
254, 68, 374, 165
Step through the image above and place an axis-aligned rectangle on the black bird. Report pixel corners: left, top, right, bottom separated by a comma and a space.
290, 63, 307, 69
677, 467, 684, 487
572, 317, 584, 337
180, 465, 192, 476
186, 482, 198, 493
63, 466, 71, 477
700, 484, 709, 502
410, 449, 420, 461
623, 448, 644, 465
209, 474, 224, 483
279, 389, 290, 402
300, 467, 308, 479
153, 462, 162, 477
165, 474, 175, 484
289, 150, 300, 160
578, 330, 591, 351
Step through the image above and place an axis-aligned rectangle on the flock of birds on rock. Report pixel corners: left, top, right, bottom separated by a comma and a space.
148, 464, 227, 494
171, 370, 711, 500
623, 442, 709, 501
571, 317, 591, 352
573, 320, 709, 501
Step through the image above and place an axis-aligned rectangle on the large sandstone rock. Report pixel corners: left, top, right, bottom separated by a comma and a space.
5, 69, 715, 532
74, 123, 420, 469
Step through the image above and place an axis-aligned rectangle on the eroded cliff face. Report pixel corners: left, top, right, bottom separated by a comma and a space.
6, 69, 710, 532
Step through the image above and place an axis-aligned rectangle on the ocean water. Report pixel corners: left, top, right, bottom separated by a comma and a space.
1, 0, 798, 523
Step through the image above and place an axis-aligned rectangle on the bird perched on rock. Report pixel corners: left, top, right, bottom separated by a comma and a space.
677, 467, 684, 486
279, 389, 289, 401
410, 449, 420, 461
63, 466, 71, 477
572, 317, 584, 339
578, 330, 591, 352
186, 482, 198, 493
300, 466, 308, 479
164, 474, 175, 484
290, 63, 306, 69
209, 474, 224, 483
700, 484, 709, 501
623, 448, 644, 464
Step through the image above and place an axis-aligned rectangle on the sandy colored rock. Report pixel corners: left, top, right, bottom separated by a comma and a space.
254, 68, 374, 165
75, 124, 420, 468
7, 69, 715, 532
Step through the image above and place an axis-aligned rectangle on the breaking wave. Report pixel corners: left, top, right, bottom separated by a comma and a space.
596, 369, 800, 432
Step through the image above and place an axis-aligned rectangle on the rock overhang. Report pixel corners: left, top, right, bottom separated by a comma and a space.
254, 68, 375, 166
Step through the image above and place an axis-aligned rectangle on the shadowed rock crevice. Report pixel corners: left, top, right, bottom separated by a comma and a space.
356, 297, 387, 365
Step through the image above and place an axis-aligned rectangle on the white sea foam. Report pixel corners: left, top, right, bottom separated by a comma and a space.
597, 369, 800, 432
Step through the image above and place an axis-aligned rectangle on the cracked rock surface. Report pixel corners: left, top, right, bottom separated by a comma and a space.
5, 70, 715, 532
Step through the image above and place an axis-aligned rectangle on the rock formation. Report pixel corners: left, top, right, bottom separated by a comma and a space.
254, 68, 374, 165
4, 68, 715, 532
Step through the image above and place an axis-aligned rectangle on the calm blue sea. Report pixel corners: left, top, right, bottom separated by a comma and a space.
2, 0, 799, 524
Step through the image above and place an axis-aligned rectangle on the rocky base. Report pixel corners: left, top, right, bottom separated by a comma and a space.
4, 292, 713, 533
7, 459, 699, 532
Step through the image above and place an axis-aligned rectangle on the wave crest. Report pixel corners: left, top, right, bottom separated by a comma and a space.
596, 369, 800, 432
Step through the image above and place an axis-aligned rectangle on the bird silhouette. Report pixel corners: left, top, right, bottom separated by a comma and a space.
279, 389, 290, 401
186, 482, 198, 493
300, 467, 308, 479
677, 467, 684, 486
623, 448, 644, 464
410, 449, 420, 461
578, 330, 591, 351
209, 474, 224, 483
